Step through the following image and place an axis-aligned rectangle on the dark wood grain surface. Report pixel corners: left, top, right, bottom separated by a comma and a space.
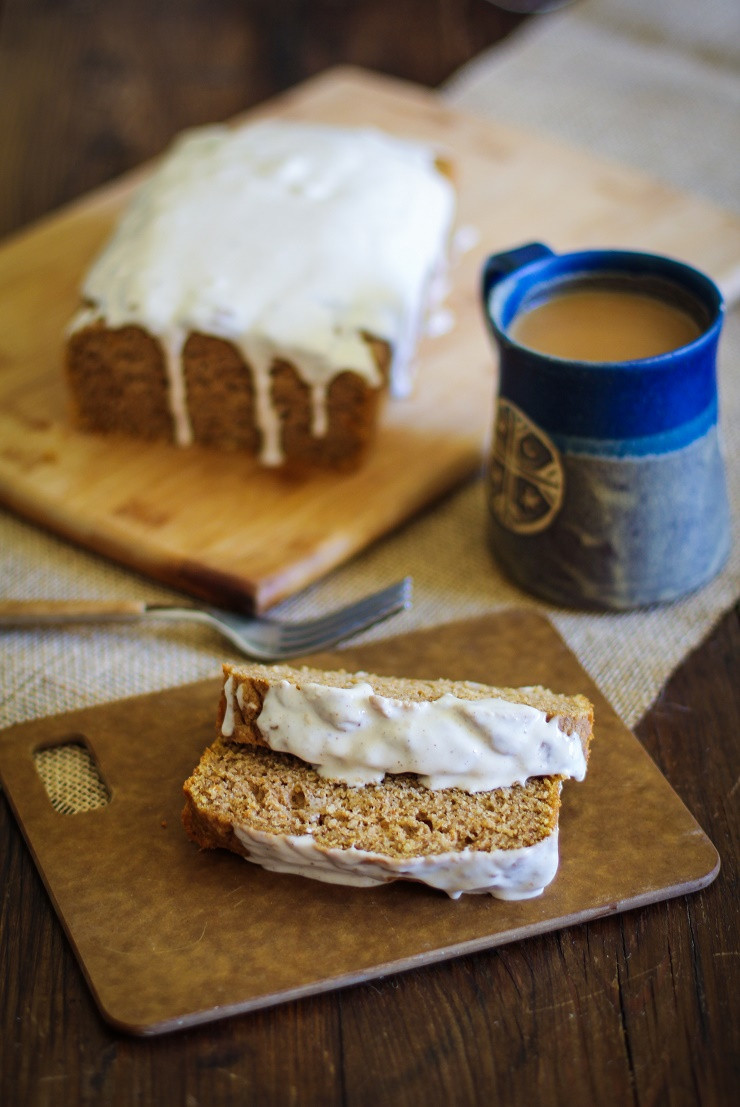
1, 2, 738, 1104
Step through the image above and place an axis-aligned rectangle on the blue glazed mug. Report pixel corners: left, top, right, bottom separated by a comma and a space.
481, 242, 731, 609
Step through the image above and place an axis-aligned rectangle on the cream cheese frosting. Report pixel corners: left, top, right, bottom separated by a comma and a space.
232, 823, 560, 900
72, 119, 455, 464
221, 675, 587, 791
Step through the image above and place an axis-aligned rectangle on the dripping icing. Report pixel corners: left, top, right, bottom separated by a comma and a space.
72, 120, 455, 465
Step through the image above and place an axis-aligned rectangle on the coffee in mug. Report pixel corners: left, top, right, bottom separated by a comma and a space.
509, 282, 702, 362
480, 243, 730, 609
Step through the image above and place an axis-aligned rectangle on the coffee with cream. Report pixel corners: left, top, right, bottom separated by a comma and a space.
510, 285, 702, 362
482, 242, 729, 608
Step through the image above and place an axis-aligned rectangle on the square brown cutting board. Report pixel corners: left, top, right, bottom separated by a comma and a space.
1, 67, 740, 611
0, 610, 719, 1036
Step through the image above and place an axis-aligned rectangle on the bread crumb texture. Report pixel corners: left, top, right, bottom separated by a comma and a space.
182, 740, 561, 860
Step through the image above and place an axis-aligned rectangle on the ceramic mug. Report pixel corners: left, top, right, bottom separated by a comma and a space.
481, 242, 731, 609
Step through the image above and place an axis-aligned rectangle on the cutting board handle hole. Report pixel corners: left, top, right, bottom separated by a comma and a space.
33, 738, 111, 815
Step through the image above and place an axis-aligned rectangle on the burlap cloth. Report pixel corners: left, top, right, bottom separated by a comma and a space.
2, 0, 738, 732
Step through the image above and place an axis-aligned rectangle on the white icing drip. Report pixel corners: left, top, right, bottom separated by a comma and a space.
66, 305, 99, 335
232, 824, 560, 900
75, 120, 455, 465
451, 223, 480, 260
310, 380, 329, 438
221, 674, 235, 736
240, 335, 283, 466
425, 308, 455, 337
161, 325, 192, 446
223, 678, 586, 792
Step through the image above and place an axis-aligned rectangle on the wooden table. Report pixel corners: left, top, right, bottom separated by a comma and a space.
1, 3, 737, 1104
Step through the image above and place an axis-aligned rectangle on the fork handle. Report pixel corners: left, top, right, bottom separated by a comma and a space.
0, 599, 149, 624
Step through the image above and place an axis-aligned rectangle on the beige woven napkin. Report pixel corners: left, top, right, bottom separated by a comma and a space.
2, 0, 738, 732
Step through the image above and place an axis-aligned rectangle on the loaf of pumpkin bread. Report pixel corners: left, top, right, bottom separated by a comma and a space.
66, 120, 455, 470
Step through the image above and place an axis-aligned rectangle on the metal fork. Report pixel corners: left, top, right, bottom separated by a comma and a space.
0, 577, 412, 661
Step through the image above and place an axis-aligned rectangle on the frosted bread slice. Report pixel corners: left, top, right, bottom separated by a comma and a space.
218, 662, 594, 792
182, 663, 594, 899
182, 742, 564, 900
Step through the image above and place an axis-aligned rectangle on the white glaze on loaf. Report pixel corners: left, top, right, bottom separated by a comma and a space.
72, 120, 455, 464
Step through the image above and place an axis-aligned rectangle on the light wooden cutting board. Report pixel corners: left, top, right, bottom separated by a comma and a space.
1, 67, 739, 611
0, 612, 719, 1035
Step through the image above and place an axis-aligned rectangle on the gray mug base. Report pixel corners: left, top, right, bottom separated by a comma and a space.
487, 425, 731, 610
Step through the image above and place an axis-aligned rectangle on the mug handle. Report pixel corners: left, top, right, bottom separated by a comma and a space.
481, 242, 554, 304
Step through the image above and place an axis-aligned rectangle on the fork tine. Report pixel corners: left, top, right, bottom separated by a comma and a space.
277, 578, 411, 638
270, 577, 412, 655
274, 578, 411, 642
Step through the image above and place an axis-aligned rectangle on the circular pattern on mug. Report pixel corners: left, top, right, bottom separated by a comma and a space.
487, 399, 564, 534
